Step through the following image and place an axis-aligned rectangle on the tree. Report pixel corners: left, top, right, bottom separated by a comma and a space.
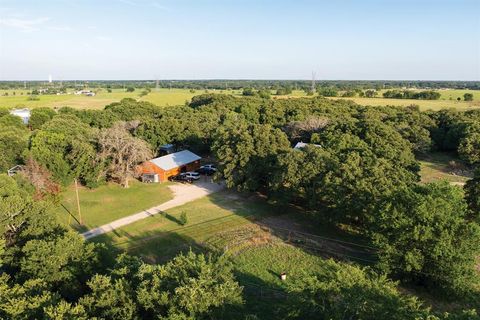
286, 260, 432, 320
364, 89, 378, 98
370, 182, 480, 296
464, 167, 480, 220
0, 115, 29, 172
212, 121, 290, 191
459, 132, 480, 164
29, 108, 56, 130
29, 114, 99, 186
136, 251, 242, 319
79, 275, 138, 319
98, 122, 153, 187
19, 158, 60, 200
464, 93, 474, 101
317, 86, 338, 97
0, 175, 99, 297
242, 88, 255, 96
125, 87, 135, 92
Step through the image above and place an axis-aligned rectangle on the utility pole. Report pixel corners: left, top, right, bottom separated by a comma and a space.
74, 178, 83, 225
311, 71, 316, 94
156, 79, 159, 91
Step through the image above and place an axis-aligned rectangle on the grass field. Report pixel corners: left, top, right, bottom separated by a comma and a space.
418, 152, 471, 184
92, 191, 277, 262
1, 88, 478, 111
53, 179, 173, 231
331, 96, 480, 111
0, 88, 221, 110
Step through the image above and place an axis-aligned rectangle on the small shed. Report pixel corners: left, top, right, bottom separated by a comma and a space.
139, 150, 201, 182
293, 142, 322, 149
10, 108, 31, 124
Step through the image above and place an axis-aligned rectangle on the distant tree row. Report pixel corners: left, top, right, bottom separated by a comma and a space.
1, 79, 479, 91
383, 90, 441, 100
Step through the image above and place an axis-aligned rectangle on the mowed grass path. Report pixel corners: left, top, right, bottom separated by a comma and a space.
53, 180, 173, 231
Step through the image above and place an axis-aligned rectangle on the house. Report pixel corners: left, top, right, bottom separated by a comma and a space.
10, 108, 31, 124
293, 142, 321, 149
74, 90, 96, 96
138, 150, 201, 182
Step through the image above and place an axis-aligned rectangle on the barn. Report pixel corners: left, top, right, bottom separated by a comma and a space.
139, 150, 201, 182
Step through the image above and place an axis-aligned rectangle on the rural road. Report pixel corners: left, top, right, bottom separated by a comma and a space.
82, 181, 225, 240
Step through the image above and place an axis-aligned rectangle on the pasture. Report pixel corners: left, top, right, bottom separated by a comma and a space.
1, 87, 478, 111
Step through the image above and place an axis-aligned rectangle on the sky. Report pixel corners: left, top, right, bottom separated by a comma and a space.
0, 0, 479, 80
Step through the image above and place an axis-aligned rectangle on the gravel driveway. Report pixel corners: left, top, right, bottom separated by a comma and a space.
82, 181, 225, 240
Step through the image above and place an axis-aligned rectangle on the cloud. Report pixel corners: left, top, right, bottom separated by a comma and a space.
0, 17, 50, 32
118, 0, 137, 5
96, 35, 112, 41
47, 26, 73, 32
152, 2, 169, 10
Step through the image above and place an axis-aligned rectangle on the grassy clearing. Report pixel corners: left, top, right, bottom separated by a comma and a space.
53, 179, 173, 231
92, 189, 370, 265
418, 152, 471, 184
92, 191, 276, 262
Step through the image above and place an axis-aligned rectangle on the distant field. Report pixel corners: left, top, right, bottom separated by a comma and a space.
1, 88, 478, 111
0, 88, 228, 110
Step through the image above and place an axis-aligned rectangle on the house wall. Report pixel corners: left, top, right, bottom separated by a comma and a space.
138, 160, 201, 182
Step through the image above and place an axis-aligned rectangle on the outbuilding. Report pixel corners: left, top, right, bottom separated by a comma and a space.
139, 150, 201, 182
10, 108, 31, 124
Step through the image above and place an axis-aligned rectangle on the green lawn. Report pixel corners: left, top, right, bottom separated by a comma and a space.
53, 179, 173, 231
418, 152, 471, 184
92, 191, 277, 262
92, 189, 371, 265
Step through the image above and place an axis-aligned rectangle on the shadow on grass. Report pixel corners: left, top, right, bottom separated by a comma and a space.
92, 189, 377, 266
92, 224, 207, 264
206, 191, 378, 266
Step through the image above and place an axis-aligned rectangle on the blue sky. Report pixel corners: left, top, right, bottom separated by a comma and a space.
0, 0, 479, 80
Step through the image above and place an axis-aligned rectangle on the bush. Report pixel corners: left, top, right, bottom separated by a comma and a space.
179, 211, 188, 225
464, 93, 474, 101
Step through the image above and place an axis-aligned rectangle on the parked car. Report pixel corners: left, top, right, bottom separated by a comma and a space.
168, 174, 192, 183
200, 164, 217, 171
196, 167, 216, 176
182, 172, 200, 180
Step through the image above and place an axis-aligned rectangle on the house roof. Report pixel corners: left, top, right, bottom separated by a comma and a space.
150, 150, 201, 171
294, 142, 322, 149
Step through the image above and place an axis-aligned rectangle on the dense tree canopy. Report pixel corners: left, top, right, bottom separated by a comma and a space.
369, 182, 480, 297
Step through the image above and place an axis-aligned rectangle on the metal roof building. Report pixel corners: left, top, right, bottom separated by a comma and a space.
139, 150, 201, 182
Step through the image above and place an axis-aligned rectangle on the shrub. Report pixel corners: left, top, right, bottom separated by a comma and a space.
179, 211, 188, 226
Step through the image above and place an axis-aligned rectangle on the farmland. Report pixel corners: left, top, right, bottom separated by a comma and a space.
1, 87, 479, 111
